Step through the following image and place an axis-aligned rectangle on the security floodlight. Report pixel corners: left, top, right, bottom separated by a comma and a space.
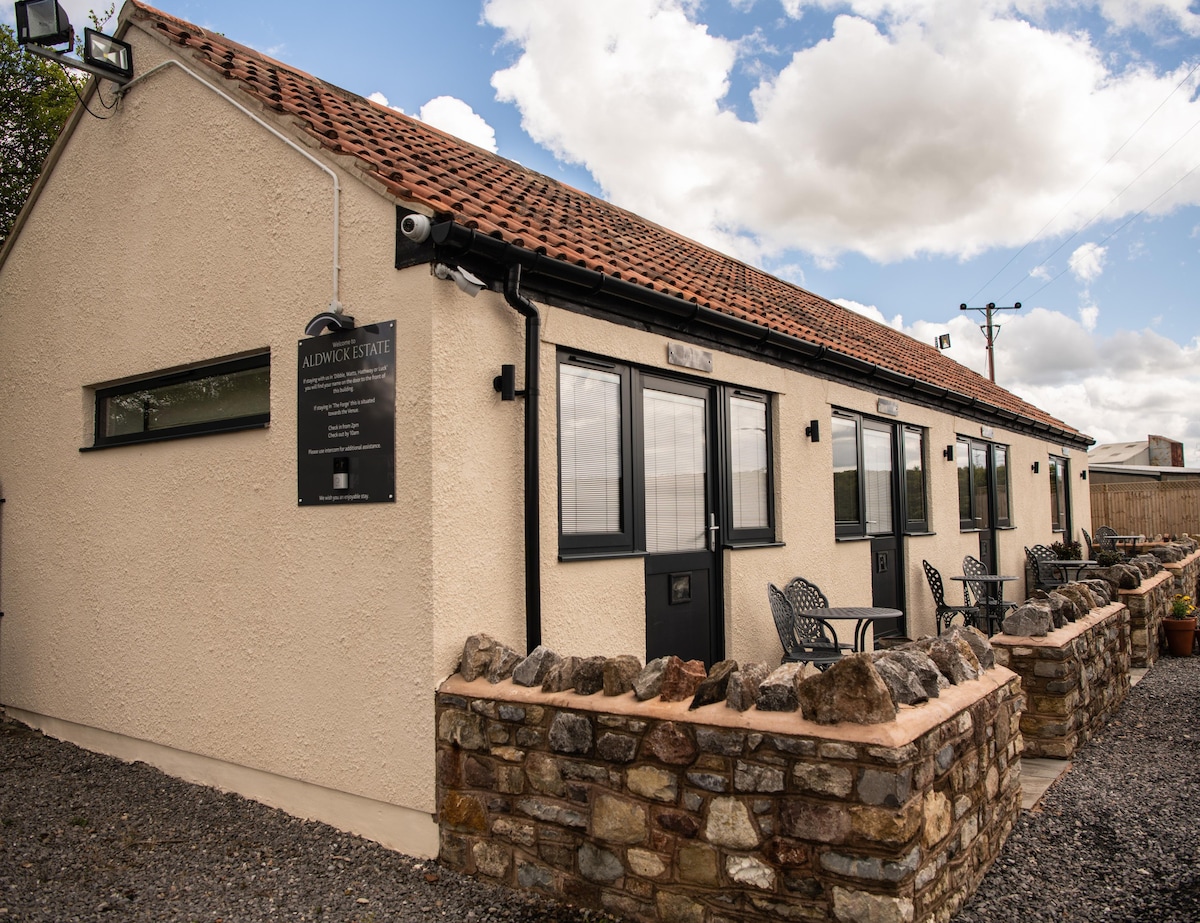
15, 0, 73, 47
935, 333, 951, 350
83, 28, 133, 80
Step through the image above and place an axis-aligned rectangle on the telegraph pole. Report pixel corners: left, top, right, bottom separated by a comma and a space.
959, 302, 1021, 382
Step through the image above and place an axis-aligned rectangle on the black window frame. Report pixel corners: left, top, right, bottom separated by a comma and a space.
722, 388, 776, 546
1049, 455, 1069, 534
556, 351, 776, 558
90, 352, 270, 450
833, 411, 929, 538
957, 437, 1012, 531
556, 354, 636, 557
901, 425, 929, 534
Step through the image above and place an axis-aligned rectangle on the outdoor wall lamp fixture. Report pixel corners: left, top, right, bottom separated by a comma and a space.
1031, 461, 1040, 474
943, 445, 955, 461
15, 1, 134, 85
1081, 470, 1088, 480
934, 334, 951, 350
805, 420, 820, 442
83, 27, 133, 80
494, 364, 526, 402
304, 309, 356, 336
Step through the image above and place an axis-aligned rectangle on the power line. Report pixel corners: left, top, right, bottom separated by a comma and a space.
966, 59, 1200, 304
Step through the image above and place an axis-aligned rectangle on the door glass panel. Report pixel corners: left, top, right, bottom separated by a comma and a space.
863, 426, 894, 536
643, 389, 707, 553
559, 364, 622, 534
729, 396, 768, 530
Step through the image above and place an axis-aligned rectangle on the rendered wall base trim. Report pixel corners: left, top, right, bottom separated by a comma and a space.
4, 708, 439, 858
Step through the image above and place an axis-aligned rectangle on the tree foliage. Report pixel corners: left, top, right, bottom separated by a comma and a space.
0, 25, 80, 247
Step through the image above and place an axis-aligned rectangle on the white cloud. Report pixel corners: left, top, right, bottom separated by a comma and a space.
1079, 304, 1100, 331
849, 298, 1200, 462
417, 96, 499, 153
368, 91, 402, 112
484, 0, 1200, 264
835, 297, 904, 329
1069, 242, 1107, 283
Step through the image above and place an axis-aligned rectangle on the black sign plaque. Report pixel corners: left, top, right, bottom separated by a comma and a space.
297, 322, 396, 505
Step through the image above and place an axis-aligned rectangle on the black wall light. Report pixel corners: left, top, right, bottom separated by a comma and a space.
805, 420, 820, 442
1031, 461, 1040, 474
83, 27, 133, 80
15, 0, 73, 47
943, 445, 955, 461
1080, 470, 1088, 480
15, 1, 134, 85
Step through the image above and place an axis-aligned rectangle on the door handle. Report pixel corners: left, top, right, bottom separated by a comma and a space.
707, 513, 720, 552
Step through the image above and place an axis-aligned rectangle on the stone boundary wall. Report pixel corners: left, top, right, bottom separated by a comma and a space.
1161, 548, 1200, 604
1117, 570, 1173, 667
436, 670, 1023, 923
990, 603, 1130, 759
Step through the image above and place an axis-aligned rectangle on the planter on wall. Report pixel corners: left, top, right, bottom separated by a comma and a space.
1163, 616, 1197, 657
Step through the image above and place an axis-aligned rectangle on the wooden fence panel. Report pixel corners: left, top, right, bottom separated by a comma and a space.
1090, 481, 1200, 538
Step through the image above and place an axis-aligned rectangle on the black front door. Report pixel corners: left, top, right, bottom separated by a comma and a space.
642, 378, 720, 666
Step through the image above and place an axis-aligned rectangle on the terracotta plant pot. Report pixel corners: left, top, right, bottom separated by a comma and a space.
1163, 616, 1197, 657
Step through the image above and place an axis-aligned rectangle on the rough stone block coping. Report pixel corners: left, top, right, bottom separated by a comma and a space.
991, 601, 1124, 649
438, 664, 1019, 750
1117, 569, 1173, 599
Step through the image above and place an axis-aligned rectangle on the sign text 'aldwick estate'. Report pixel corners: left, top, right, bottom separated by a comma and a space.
297, 322, 396, 506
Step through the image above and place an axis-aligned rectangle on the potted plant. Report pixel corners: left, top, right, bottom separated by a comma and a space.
1164, 593, 1197, 657
1050, 539, 1083, 560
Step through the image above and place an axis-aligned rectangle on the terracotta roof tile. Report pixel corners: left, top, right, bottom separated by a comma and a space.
128, 1, 1085, 441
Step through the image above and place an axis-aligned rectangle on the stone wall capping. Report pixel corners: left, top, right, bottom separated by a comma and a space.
439, 666, 1019, 751
992, 601, 1124, 649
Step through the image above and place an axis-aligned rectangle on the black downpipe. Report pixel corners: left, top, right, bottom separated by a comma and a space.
503, 264, 542, 653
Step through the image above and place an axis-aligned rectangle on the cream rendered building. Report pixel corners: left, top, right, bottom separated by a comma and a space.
0, 2, 1093, 858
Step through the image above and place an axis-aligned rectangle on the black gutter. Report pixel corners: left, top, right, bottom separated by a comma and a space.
502, 264, 542, 654
429, 219, 1092, 451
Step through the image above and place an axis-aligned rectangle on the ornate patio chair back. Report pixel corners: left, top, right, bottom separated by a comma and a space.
961, 554, 990, 604
922, 559, 948, 607
1081, 528, 1095, 560
767, 582, 841, 667
781, 576, 829, 612
923, 559, 979, 633
767, 583, 799, 661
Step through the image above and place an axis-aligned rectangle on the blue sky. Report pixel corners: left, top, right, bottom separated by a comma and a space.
11, 0, 1200, 460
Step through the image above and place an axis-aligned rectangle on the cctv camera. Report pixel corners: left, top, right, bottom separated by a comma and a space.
400, 213, 432, 243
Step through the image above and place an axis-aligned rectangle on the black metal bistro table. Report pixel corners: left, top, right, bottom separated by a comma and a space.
951, 574, 1017, 635
795, 606, 904, 653
1107, 535, 1144, 557
1048, 559, 1097, 583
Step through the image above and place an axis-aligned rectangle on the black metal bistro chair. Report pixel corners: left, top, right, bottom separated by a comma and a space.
1081, 528, 1096, 562
1025, 544, 1065, 591
962, 555, 1018, 635
767, 583, 845, 669
1095, 525, 1129, 561
922, 560, 980, 634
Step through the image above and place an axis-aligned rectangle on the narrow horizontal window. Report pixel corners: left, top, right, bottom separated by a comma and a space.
92, 352, 270, 448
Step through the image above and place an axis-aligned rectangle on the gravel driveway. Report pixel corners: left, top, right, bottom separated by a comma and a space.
1, 655, 1198, 922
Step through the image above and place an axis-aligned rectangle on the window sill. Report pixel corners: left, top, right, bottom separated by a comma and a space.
558, 550, 647, 563
835, 534, 872, 543
903, 531, 936, 538
724, 541, 786, 550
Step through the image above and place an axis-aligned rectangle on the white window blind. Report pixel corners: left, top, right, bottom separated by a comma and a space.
559, 364, 622, 534
643, 389, 706, 553
863, 426, 893, 535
